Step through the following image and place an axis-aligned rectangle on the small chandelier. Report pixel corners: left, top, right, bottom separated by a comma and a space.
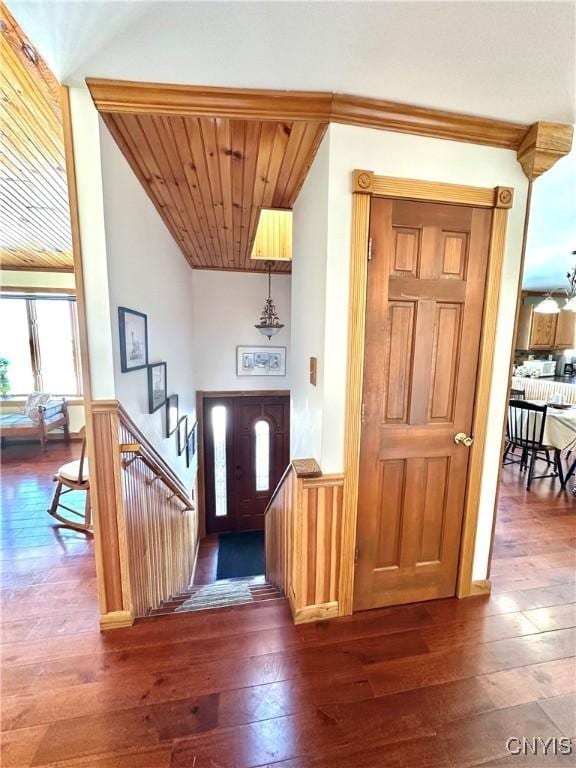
255, 261, 284, 340
563, 253, 576, 311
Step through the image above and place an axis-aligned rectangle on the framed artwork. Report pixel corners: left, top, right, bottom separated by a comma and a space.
166, 394, 179, 437
177, 416, 188, 455
147, 362, 167, 413
186, 421, 197, 468
118, 307, 148, 372
237, 346, 286, 377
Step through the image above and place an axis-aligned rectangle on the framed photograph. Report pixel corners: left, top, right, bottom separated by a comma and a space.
186, 421, 197, 468
237, 346, 286, 377
147, 362, 167, 413
177, 416, 188, 456
118, 307, 148, 372
166, 394, 179, 437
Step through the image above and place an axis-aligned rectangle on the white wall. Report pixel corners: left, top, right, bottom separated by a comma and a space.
69, 87, 116, 401
290, 132, 330, 462
99, 119, 197, 484
0, 270, 76, 290
191, 269, 291, 393
293, 123, 528, 580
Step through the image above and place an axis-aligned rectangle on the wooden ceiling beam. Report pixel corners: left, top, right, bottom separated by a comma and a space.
87, 77, 530, 151
87, 79, 573, 273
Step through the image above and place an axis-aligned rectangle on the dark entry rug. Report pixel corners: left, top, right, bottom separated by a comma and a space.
216, 530, 265, 580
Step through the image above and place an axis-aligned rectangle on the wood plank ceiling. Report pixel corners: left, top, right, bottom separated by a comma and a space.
102, 112, 327, 272
0, 5, 73, 272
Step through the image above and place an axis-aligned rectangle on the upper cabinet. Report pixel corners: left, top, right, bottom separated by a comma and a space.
516, 302, 576, 350
555, 310, 576, 349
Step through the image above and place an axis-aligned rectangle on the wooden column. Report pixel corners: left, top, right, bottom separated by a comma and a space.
91, 401, 134, 628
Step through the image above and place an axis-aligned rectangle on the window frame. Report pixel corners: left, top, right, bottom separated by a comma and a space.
0, 292, 83, 397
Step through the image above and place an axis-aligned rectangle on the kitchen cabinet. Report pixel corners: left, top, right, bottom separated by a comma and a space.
555, 310, 576, 349
530, 312, 557, 349
515, 303, 576, 350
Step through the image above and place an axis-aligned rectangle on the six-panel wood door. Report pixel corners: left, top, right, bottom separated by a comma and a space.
204, 396, 290, 534
354, 197, 492, 611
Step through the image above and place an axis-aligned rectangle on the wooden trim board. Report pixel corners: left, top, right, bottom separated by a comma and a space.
87, 78, 528, 151
341, 172, 513, 615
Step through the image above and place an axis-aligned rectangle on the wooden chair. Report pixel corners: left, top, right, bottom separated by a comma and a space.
47, 435, 91, 532
504, 400, 564, 490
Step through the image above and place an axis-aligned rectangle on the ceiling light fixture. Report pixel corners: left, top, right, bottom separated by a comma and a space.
255, 261, 284, 340
563, 253, 576, 311
534, 294, 561, 314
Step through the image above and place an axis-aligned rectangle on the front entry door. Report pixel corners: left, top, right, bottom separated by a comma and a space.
204, 395, 290, 534
354, 197, 492, 611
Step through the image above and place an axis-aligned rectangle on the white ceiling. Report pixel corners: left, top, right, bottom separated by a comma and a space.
7, 1, 575, 124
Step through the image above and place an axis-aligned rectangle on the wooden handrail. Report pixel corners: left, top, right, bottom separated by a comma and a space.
117, 404, 193, 509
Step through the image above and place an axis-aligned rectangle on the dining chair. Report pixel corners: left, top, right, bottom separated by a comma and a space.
47, 435, 91, 532
503, 388, 527, 463
504, 400, 564, 490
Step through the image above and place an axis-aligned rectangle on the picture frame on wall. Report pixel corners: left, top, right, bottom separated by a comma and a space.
118, 307, 148, 372
186, 421, 197, 468
237, 346, 286, 377
166, 394, 179, 437
177, 416, 188, 456
147, 362, 167, 413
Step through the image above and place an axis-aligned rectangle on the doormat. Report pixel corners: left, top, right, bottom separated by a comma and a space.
216, 530, 265, 579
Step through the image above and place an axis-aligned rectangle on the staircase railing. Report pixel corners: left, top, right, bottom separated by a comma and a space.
117, 405, 197, 618
265, 459, 344, 624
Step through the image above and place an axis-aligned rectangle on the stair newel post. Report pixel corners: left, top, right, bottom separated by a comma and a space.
90, 400, 135, 629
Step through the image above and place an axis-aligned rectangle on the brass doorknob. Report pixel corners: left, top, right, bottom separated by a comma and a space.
454, 432, 474, 447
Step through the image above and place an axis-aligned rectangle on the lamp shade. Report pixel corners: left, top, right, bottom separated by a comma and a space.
534, 296, 560, 314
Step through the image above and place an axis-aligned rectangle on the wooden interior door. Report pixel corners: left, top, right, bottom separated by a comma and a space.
204, 395, 289, 534
354, 197, 492, 611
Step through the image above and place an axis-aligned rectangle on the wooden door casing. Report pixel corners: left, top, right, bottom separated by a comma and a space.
204, 395, 289, 534
354, 197, 492, 611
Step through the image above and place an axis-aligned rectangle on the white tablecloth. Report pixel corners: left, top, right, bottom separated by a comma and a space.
544, 408, 576, 451
523, 402, 576, 451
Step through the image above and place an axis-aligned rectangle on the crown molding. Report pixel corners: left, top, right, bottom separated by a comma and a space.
87, 79, 573, 175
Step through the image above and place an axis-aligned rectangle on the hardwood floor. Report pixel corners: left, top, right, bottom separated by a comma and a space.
1, 445, 574, 767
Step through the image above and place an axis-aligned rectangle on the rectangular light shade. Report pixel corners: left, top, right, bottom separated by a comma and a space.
251, 208, 292, 262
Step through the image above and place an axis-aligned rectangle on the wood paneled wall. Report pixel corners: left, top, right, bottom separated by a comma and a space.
265, 461, 344, 624
89, 400, 197, 628
119, 421, 198, 617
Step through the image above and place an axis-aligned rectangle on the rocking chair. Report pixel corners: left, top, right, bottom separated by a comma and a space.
48, 435, 91, 532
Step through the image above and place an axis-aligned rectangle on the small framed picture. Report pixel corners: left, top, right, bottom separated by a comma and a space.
147, 362, 167, 413
186, 421, 197, 468
237, 346, 286, 377
177, 416, 188, 455
166, 394, 179, 437
118, 307, 148, 372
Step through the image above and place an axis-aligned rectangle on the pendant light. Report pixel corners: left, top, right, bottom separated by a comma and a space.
563, 257, 576, 311
534, 294, 561, 314
255, 261, 284, 340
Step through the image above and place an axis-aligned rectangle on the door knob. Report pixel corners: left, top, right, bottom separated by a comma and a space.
454, 432, 474, 447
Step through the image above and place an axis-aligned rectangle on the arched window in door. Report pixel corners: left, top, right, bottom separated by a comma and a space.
211, 405, 228, 517
254, 419, 270, 492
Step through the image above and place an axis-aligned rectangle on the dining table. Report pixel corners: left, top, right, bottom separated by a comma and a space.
529, 401, 576, 490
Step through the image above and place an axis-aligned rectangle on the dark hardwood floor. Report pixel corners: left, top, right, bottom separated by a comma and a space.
1, 443, 574, 767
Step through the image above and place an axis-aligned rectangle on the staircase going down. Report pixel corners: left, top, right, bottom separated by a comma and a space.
148, 576, 284, 616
